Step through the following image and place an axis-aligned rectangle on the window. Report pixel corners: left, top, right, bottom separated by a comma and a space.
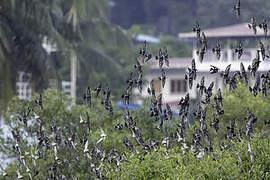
170, 79, 187, 94
16, 71, 32, 100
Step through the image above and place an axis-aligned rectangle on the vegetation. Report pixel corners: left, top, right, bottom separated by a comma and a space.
0, 0, 134, 109
1, 81, 270, 179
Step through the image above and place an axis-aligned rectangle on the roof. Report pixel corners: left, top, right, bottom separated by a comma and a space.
179, 23, 270, 39
147, 57, 192, 69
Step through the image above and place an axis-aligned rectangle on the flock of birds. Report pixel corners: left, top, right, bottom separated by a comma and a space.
2, 0, 270, 179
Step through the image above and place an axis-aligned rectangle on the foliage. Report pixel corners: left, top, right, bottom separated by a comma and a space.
108, 135, 270, 180
0, 89, 162, 178
205, 81, 270, 139
0, 0, 134, 109
1, 83, 270, 178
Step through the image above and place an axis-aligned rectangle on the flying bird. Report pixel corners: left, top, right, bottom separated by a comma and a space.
193, 21, 201, 39
210, 65, 220, 74
212, 43, 222, 60
259, 19, 268, 36
235, 42, 243, 60
240, 62, 249, 86
159, 69, 167, 88
233, 0, 241, 16
248, 17, 257, 35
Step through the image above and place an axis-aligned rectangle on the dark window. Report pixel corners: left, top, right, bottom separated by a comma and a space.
171, 79, 187, 94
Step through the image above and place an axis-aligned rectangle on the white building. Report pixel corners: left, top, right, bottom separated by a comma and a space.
139, 23, 270, 110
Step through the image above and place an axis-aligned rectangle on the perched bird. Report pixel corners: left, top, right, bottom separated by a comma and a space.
96, 127, 106, 145
259, 19, 268, 36
212, 43, 222, 60
235, 42, 243, 59
134, 59, 143, 73
94, 82, 102, 98
121, 89, 131, 107
193, 21, 201, 39
18, 107, 31, 127
115, 124, 123, 131
83, 87, 91, 107
248, 17, 257, 35
265, 119, 270, 125
136, 72, 143, 93
233, 0, 241, 16
210, 65, 220, 74
139, 41, 152, 63
261, 76, 267, 98
164, 104, 173, 121
101, 87, 113, 115
211, 113, 220, 134
35, 94, 43, 110
126, 72, 135, 92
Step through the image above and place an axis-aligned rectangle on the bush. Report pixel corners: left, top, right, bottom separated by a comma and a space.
108, 135, 270, 180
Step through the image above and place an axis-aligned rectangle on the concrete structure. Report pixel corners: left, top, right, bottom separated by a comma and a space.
139, 23, 270, 109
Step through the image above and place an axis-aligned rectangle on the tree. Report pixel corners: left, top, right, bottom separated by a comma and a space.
0, 0, 134, 109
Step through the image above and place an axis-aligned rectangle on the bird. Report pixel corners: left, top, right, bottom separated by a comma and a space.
134, 59, 143, 73
94, 82, 102, 98
126, 72, 135, 93
248, 50, 261, 77
193, 21, 201, 39
156, 48, 169, 69
209, 65, 220, 74
115, 124, 123, 131
220, 64, 231, 85
196, 76, 206, 96
204, 82, 214, 104
249, 74, 261, 97
159, 69, 167, 88
136, 72, 143, 93
165, 104, 173, 121
212, 43, 222, 60
261, 76, 267, 98
248, 17, 257, 35
259, 41, 269, 60
35, 94, 43, 110
121, 89, 131, 107
96, 127, 106, 145
240, 62, 249, 86
229, 71, 240, 91
235, 42, 243, 59
186, 59, 197, 89
200, 32, 207, 50
233, 0, 241, 16
83, 87, 91, 107
139, 41, 152, 63
259, 19, 268, 36
196, 43, 207, 63
211, 113, 220, 134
